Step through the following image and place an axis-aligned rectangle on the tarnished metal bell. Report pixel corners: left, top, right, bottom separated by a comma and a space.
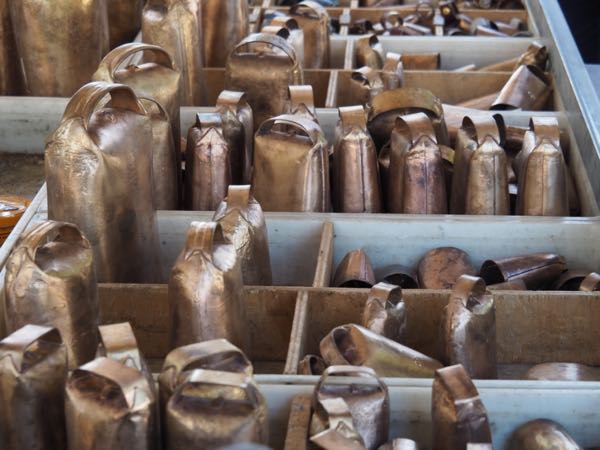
333, 249, 376, 288
4, 220, 98, 368
9, 0, 109, 96
507, 419, 582, 450
310, 397, 365, 450
480, 252, 567, 290
264, 18, 306, 68
0, 0, 21, 95
320, 324, 442, 378
202, 0, 249, 68
289, 1, 330, 69
375, 264, 419, 289
65, 357, 158, 450
356, 35, 384, 69
418, 247, 477, 289
169, 222, 247, 350
349, 66, 385, 107
441, 275, 497, 379
362, 282, 406, 343
213, 185, 273, 286
107, 0, 144, 48
46, 82, 162, 283
579, 272, 600, 292
333, 105, 383, 213
491, 65, 552, 111
0, 325, 67, 450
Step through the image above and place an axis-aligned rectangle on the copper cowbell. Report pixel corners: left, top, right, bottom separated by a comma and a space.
169, 221, 247, 350
310, 365, 389, 450
348, 66, 386, 107
387, 113, 448, 214
333, 105, 383, 213
165, 369, 269, 449
507, 419, 583, 450
202, 0, 249, 67
45, 82, 162, 283
515, 117, 569, 216
225, 33, 303, 130
289, 1, 330, 69
362, 282, 406, 343
8, 0, 109, 96
4, 220, 99, 368
0, 325, 67, 450
450, 115, 510, 215
264, 18, 306, 68
107, 0, 144, 48
142, 0, 207, 106
0, 0, 21, 95
213, 185, 273, 286
216, 90, 254, 184
185, 113, 232, 211
65, 357, 158, 450
253, 114, 330, 212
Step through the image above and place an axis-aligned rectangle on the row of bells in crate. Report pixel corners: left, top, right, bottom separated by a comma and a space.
0, 0, 330, 98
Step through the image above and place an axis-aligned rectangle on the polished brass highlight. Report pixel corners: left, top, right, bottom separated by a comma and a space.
169, 222, 247, 350
4, 220, 98, 368
310, 365, 389, 450
375, 264, 419, 289
225, 33, 303, 130
432, 364, 492, 450
202, 0, 249, 68
333, 105, 383, 213
9, 0, 109, 96
349, 66, 385, 106
298, 354, 327, 375
579, 272, 600, 292
65, 357, 158, 450
264, 18, 306, 68
185, 113, 232, 211
253, 114, 330, 212
525, 363, 600, 382
0, 0, 21, 95
450, 115, 510, 215
217, 90, 254, 184
140, 98, 179, 210
368, 88, 449, 149
515, 117, 569, 216
0, 325, 67, 450
480, 253, 567, 290
491, 65, 552, 110
362, 282, 406, 342
288, 85, 319, 123
142, 0, 206, 106
165, 369, 268, 449
356, 35, 384, 69
108, 0, 143, 47
213, 185, 273, 286
418, 247, 477, 289
96, 322, 154, 391
387, 112, 448, 214
289, 1, 330, 69
441, 275, 497, 379
320, 324, 443, 377
46, 82, 162, 283
378, 439, 420, 450
310, 397, 366, 450
333, 249, 376, 288
507, 419, 582, 450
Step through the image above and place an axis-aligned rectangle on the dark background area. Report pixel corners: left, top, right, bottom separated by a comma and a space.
559, 0, 600, 63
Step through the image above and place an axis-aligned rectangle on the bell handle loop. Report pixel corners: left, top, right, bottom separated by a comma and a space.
233, 33, 298, 65
257, 114, 323, 144
184, 221, 226, 260
461, 115, 502, 146
0, 325, 61, 371
451, 275, 488, 309
74, 357, 149, 409
339, 105, 368, 131
138, 96, 169, 122
21, 220, 86, 261
63, 81, 145, 130
226, 185, 252, 209
97, 322, 139, 359
289, 85, 316, 113
290, 0, 327, 19
371, 87, 444, 122
394, 112, 437, 145
216, 90, 247, 112
180, 369, 260, 407
383, 52, 402, 71
315, 365, 388, 398
530, 116, 560, 148
168, 340, 251, 375
196, 112, 222, 129
101, 43, 175, 79
351, 66, 380, 87
368, 282, 403, 307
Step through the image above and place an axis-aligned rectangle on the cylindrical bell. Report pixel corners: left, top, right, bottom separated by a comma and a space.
362, 282, 406, 343
107, 0, 144, 48
418, 247, 477, 289
375, 264, 419, 289
168, 222, 247, 350
142, 0, 207, 106
333, 249, 376, 288
551, 270, 590, 291
65, 357, 158, 450
165, 369, 268, 449
45, 82, 162, 283
491, 65, 552, 111
525, 363, 600, 382
289, 1, 330, 69
432, 364, 492, 450
450, 115, 510, 215
387, 113, 448, 214
356, 35, 384, 69
333, 105, 383, 213
480, 252, 567, 290
185, 113, 232, 211
8, 0, 109, 96
0, 0, 22, 95
213, 185, 273, 286
507, 419, 582, 450
4, 220, 99, 368
202, 0, 249, 68
0, 325, 67, 450
310, 366, 389, 450
320, 324, 443, 377
441, 275, 497, 379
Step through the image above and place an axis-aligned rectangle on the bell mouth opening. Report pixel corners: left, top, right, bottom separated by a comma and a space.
480, 260, 505, 285
332, 327, 363, 366
384, 273, 419, 289
339, 279, 373, 288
